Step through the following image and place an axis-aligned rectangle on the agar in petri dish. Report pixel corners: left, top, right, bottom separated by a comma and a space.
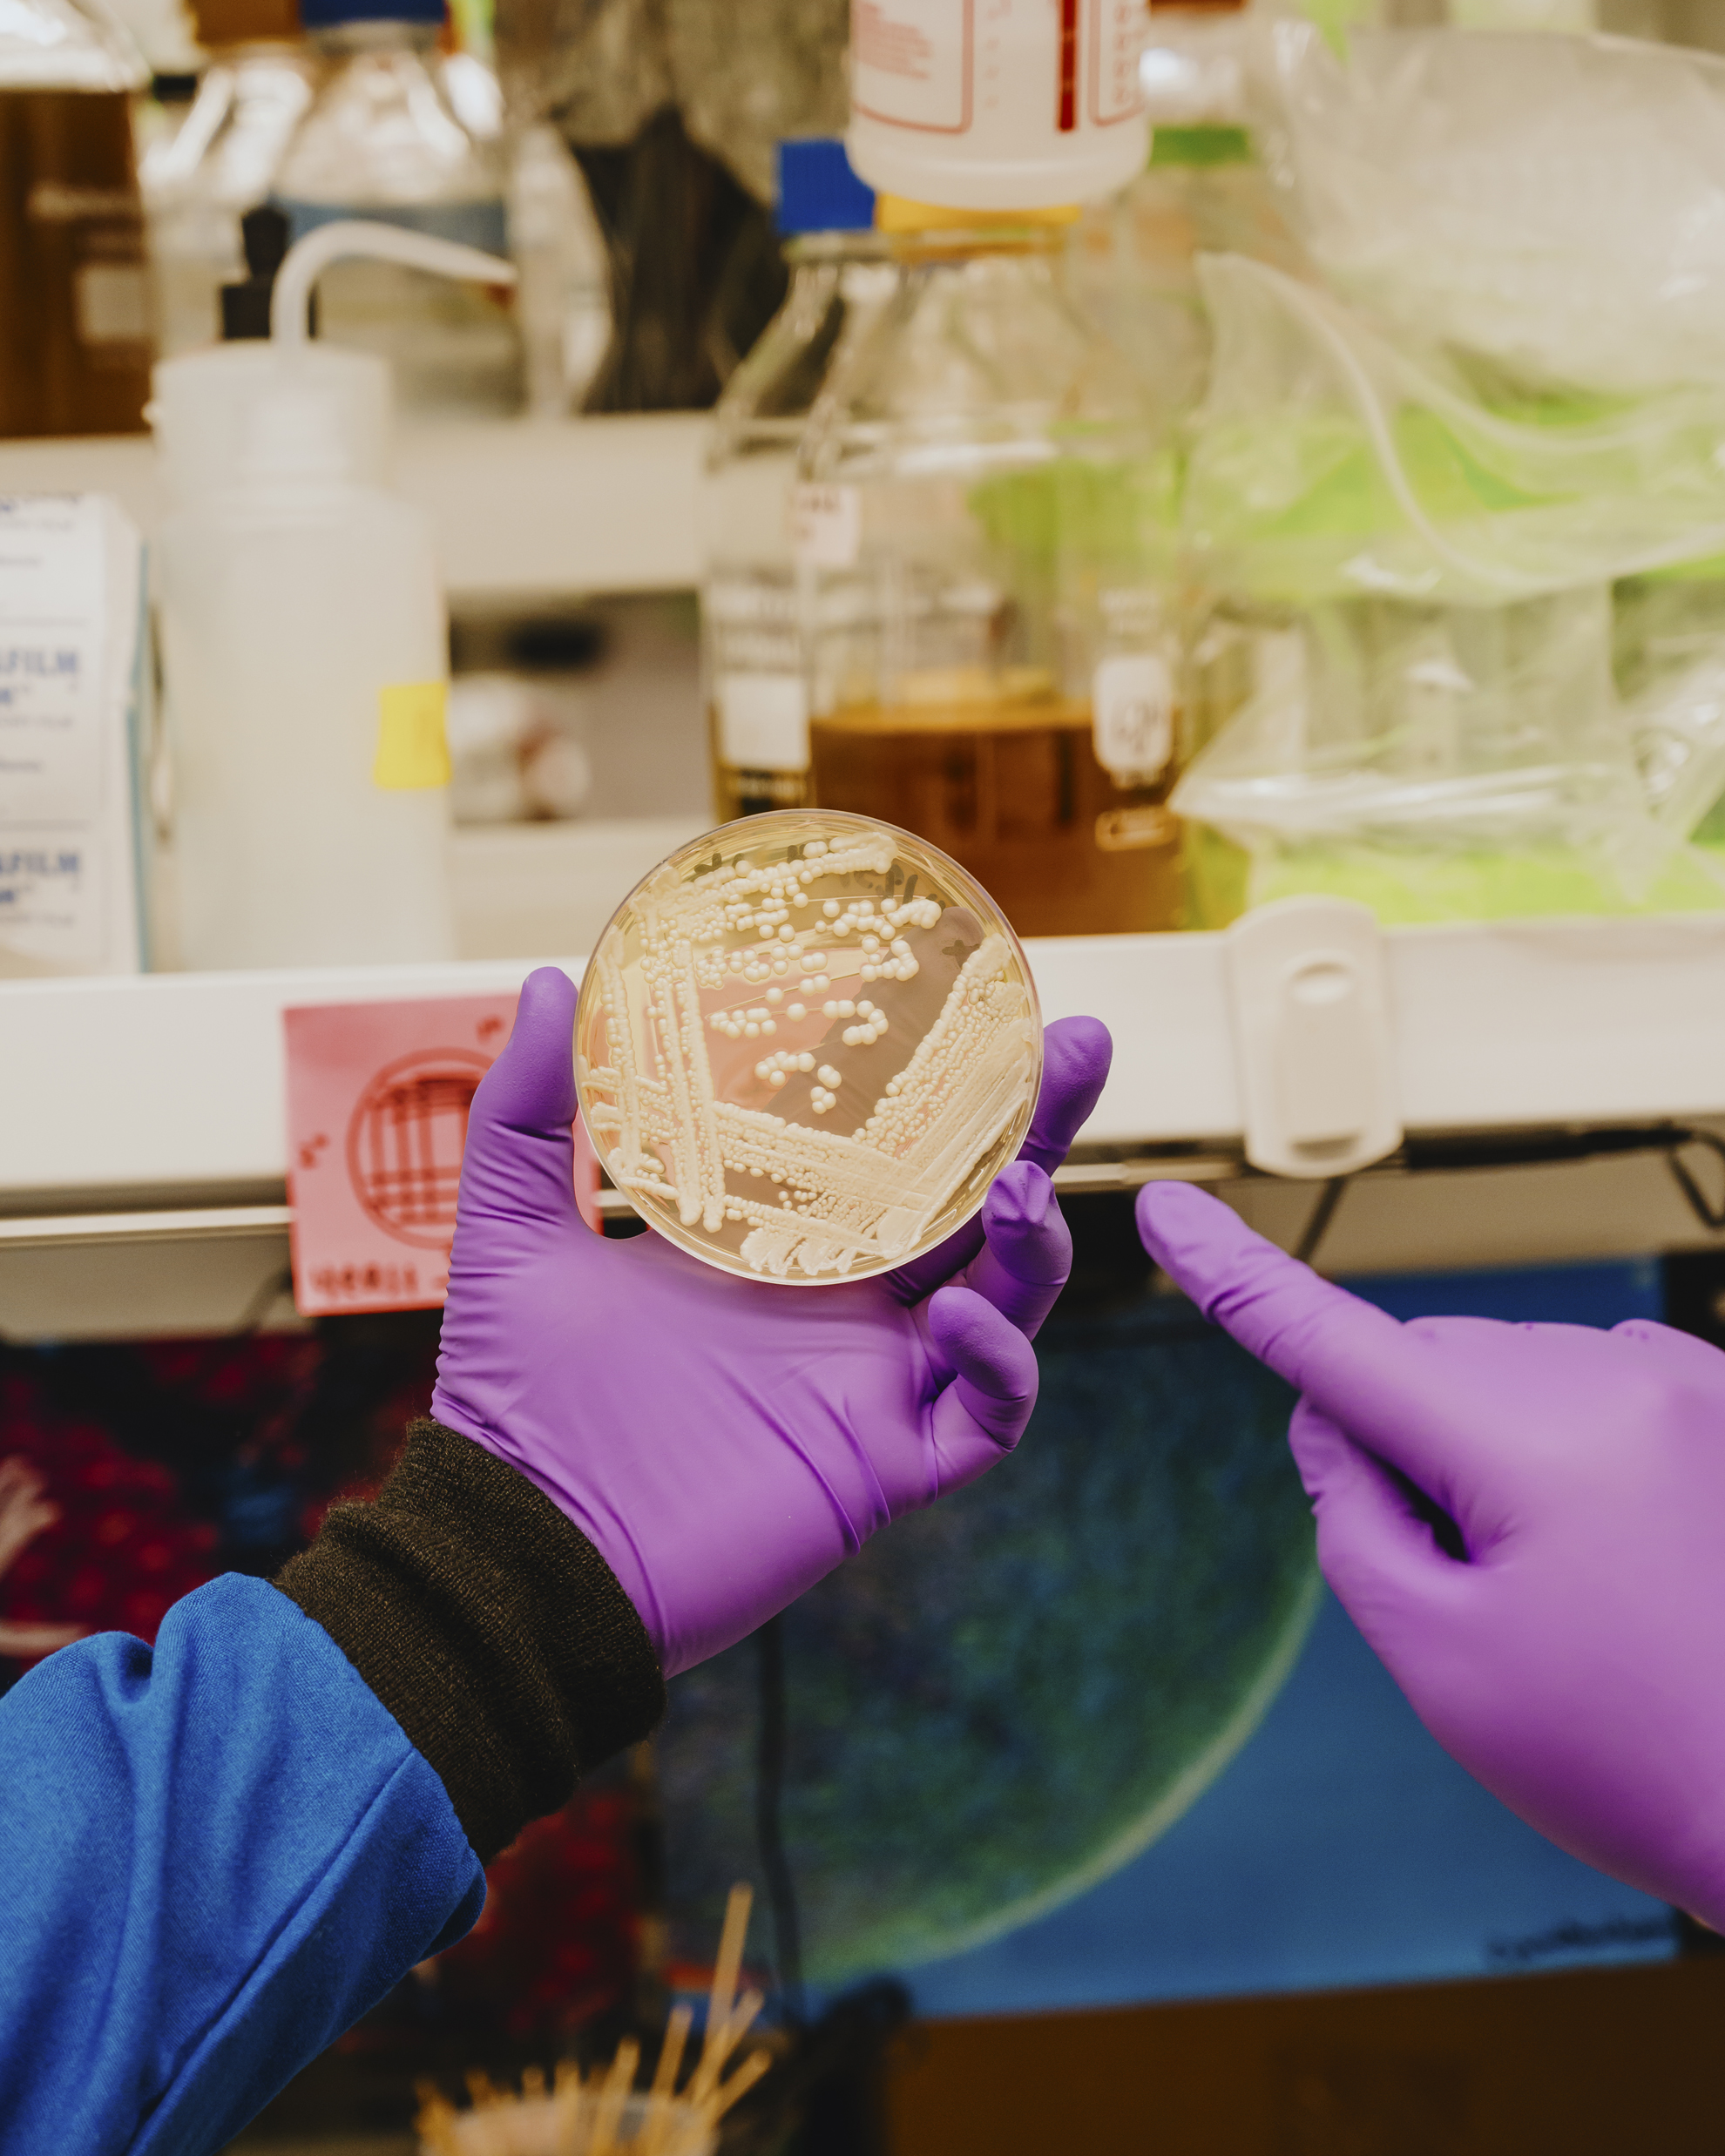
575, 809, 1044, 1283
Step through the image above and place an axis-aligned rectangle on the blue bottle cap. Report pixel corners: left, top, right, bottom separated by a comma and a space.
300, 0, 445, 28
775, 138, 876, 237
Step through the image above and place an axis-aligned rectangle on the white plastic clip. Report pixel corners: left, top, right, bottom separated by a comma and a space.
1224, 896, 1403, 1179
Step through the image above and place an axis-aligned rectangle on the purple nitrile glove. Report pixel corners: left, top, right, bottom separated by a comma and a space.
1136, 1179, 1725, 1930
433, 967, 1111, 1679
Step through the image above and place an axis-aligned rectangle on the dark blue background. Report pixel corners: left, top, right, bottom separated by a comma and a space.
906, 1258, 1678, 2017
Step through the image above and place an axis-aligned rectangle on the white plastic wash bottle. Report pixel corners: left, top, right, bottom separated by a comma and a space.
845, 0, 1148, 212
152, 221, 515, 970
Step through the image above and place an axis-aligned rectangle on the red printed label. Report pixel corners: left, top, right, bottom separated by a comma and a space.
1090, 0, 1144, 124
283, 991, 600, 1317
851, 0, 972, 132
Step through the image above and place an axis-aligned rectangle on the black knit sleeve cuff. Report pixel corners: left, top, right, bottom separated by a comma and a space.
273, 1418, 666, 1863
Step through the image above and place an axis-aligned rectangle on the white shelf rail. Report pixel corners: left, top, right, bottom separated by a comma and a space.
0, 910, 1723, 1336
10, 918, 1725, 1211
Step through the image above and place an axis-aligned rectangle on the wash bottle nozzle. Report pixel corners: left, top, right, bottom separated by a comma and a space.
268, 220, 517, 349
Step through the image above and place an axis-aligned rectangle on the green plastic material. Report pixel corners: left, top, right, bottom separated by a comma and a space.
1241, 842, 1725, 926
1150, 125, 1253, 169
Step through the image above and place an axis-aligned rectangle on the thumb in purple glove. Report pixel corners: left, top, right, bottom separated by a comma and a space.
1138, 1179, 1725, 1930
433, 968, 1110, 1678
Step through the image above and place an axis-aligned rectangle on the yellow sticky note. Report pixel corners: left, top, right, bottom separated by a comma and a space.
373, 681, 451, 790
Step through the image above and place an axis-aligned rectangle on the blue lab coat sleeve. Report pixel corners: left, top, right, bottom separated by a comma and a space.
0, 1421, 665, 2156
0, 1572, 486, 2156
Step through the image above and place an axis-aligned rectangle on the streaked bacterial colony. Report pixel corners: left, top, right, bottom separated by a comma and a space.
574, 811, 1043, 1284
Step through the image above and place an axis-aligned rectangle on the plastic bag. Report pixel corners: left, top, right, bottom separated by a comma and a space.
1612, 568, 1725, 848
1169, 585, 1724, 921
1184, 253, 1725, 607
1247, 20, 1725, 399
1176, 260, 1725, 916
1172, 31, 1725, 917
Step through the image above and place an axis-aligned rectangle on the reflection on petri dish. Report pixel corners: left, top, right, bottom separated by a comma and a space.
575, 809, 1044, 1284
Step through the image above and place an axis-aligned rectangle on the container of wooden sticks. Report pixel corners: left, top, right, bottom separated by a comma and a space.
416, 1886, 775, 2156
416, 2078, 714, 2156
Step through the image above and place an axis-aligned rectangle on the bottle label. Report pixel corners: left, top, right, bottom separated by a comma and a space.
852, 0, 971, 132
375, 682, 452, 790
790, 484, 862, 570
1095, 803, 1178, 853
715, 673, 810, 774
1092, 652, 1174, 778
851, 0, 1143, 139
1091, 0, 1146, 125
282, 991, 580, 1320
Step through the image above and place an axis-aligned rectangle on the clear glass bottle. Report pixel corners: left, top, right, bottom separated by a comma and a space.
0, 0, 154, 436
1076, 1, 1322, 929
270, 0, 522, 413
702, 137, 895, 823
140, 0, 315, 355
799, 201, 1184, 938
1613, 563, 1725, 854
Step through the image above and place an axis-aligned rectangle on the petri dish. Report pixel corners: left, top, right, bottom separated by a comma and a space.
575, 809, 1044, 1283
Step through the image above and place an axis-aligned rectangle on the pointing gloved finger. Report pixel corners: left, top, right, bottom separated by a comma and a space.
963, 1162, 1072, 1341
451, 966, 593, 1245
1134, 1180, 1392, 1388
887, 1014, 1111, 1304
925, 1283, 1040, 1483
1136, 1180, 1508, 1501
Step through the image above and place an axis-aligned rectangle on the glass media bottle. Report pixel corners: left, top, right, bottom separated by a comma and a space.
800, 201, 1183, 937
141, 0, 316, 356
702, 138, 896, 823
270, 0, 521, 413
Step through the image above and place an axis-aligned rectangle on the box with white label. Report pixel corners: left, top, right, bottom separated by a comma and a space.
0, 496, 148, 977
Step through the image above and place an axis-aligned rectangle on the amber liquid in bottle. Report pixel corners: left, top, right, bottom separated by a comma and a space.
809, 693, 1183, 937
0, 91, 152, 437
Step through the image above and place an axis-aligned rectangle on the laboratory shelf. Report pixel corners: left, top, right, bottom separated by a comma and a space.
9, 915, 1725, 1209
0, 412, 709, 600
3, 911, 1725, 1339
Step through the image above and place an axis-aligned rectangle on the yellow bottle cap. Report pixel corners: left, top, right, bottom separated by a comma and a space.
873, 195, 1083, 234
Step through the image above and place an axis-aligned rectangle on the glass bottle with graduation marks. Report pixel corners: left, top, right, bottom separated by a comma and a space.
800, 201, 1185, 937
702, 138, 895, 824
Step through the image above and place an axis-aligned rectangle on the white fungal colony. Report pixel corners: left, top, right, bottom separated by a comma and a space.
575, 811, 1043, 1283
